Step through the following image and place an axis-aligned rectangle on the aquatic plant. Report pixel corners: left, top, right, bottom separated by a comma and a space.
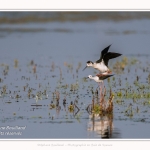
86, 87, 114, 116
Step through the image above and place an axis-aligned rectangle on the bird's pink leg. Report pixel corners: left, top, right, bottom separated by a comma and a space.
102, 81, 104, 90
99, 82, 102, 98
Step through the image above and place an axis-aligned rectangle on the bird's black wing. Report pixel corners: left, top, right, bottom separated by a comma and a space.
103, 52, 122, 67
96, 44, 112, 63
98, 74, 114, 80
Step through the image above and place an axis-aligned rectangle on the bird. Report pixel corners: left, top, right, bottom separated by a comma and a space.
87, 74, 114, 89
83, 44, 122, 74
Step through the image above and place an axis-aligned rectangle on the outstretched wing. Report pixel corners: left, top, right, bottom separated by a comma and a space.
103, 52, 122, 67
96, 44, 112, 63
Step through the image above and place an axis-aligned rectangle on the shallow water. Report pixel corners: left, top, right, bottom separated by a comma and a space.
0, 12, 150, 139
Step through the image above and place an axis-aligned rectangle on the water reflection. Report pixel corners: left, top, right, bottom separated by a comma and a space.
86, 86, 117, 138
87, 114, 121, 138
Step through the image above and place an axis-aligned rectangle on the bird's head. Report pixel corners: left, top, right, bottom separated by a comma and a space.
82, 61, 93, 71
88, 75, 92, 79
86, 61, 94, 66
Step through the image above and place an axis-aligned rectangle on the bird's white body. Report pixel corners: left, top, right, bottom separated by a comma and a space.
88, 74, 113, 84
87, 60, 109, 73
93, 60, 109, 73
88, 75, 103, 83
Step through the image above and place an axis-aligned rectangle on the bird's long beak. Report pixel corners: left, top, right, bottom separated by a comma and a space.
84, 77, 89, 80
82, 66, 87, 71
